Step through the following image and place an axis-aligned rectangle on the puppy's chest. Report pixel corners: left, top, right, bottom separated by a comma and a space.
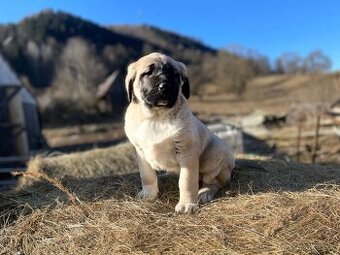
131, 120, 181, 172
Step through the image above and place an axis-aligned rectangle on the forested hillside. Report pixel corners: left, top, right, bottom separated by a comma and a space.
0, 9, 270, 93
1, 10, 331, 124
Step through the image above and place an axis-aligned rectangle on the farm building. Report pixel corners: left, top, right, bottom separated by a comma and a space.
0, 54, 44, 180
328, 99, 340, 137
329, 99, 340, 117
96, 70, 128, 117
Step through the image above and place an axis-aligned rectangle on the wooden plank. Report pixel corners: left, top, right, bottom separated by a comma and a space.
241, 111, 265, 127
0, 123, 22, 128
268, 127, 336, 140
7, 88, 29, 157
0, 167, 26, 173
0, 179, 17, 185
0, 156, 29, 163
311, 115, 321, 164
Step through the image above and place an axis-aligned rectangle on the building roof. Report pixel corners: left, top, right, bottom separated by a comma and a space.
0, 54, 37, 105
331, 99, 340, 109
20, 88, 37, 105
96, 70, 120, 99
0, 54, 21, 87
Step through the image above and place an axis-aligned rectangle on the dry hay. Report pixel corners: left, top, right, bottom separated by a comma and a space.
0, 142, 340, 255
18, 142, 137, 187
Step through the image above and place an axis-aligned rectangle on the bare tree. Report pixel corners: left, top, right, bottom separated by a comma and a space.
24, 38, 59, 87
53, 37, 107, 111
275, 50, 332, 75
227, 45, 271, 75
103, 44, 131, 70
214, 50, 254, 95
275, 52, 304, 74
304, 50, 332, 74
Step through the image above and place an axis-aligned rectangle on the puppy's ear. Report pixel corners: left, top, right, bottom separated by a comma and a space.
176, 61, 190, 99
125, 62, 136, 102
182, 77, 190, 99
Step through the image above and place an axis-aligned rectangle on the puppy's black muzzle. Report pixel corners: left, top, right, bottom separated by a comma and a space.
143, 82, 170, 107
157, 82, 168, 93
141, 62, 181, 108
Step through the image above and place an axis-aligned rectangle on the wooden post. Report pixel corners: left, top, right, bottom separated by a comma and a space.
311, 114, 321, 164
296, 122, 302, 162
6, 87, 29, 157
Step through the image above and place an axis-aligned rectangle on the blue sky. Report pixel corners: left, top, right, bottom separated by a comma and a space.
1, 0, 340, 70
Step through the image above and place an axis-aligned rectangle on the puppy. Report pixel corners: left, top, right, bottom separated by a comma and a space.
124, 52, 235, 213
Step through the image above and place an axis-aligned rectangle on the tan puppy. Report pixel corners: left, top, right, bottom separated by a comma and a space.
124, 52, 235, 213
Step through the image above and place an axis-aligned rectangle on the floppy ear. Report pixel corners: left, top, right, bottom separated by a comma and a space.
182, 77, 190, 99
176, 61, 190, 99
125, 62, 136, 102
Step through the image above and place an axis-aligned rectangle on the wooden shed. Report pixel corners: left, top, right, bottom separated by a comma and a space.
329, 99, 340, 117
96, 70, 128, 118
0, 54, 43, 186
328, 99, 340, 137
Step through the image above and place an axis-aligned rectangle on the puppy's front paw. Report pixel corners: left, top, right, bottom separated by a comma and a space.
175, 202, 198, 213
136, 189, 158, 201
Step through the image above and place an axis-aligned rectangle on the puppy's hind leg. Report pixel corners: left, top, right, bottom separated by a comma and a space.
198, 183, 220, 204
198, 168, 231, 204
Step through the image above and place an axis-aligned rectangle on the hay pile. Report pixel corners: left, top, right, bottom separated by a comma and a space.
18, 142, 137, 187
0, 142, 339, 254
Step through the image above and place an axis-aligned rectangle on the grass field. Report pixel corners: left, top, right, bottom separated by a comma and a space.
1, 143, 339, 254
190, 73, 340, 117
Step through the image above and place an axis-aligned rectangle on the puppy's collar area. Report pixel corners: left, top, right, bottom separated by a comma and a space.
139, 95, 187, 120
143, 94, 182, 109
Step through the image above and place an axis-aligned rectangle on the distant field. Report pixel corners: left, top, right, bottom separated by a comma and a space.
189, 73, 340, 164
190, 72, 340, 117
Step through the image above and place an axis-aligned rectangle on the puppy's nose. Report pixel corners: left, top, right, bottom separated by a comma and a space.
158, 83, 167, 92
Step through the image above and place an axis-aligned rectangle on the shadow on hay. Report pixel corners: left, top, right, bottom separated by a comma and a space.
241, 133, 276, 156
50, 137, 126, 154
0, 172, 176, 223
1, 158, 339, 224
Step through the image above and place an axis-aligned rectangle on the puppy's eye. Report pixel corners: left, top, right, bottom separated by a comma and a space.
142, 69, 153, 76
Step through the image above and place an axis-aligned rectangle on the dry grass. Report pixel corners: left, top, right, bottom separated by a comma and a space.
42, 122, 125, 149
190, 72, 340, 118
0, 143, 339, 255
21, 142, 136, 182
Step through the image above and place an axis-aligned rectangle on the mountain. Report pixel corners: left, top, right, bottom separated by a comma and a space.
110, 25, 216, 63
0, 10, 216, 88
0, 10, 277, 124
0, 10, 144, 48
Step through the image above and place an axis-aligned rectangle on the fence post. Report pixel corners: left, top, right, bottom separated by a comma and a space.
296, 122, 302, 162
311, 114, 321, 164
